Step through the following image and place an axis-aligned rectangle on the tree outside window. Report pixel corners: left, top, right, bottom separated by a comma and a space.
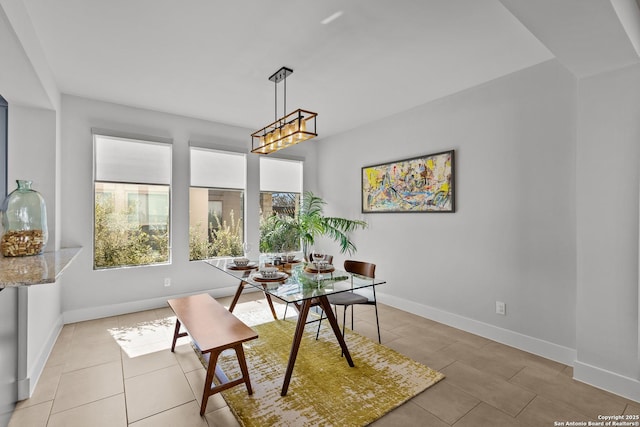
93, 135, 171, 269
189, 148, 246, 261
259, 158, 303, 253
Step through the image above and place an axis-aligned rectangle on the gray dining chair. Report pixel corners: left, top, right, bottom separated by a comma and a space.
316, 260, 380, 343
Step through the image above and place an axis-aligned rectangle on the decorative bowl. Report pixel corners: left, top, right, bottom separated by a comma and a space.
259, 266, 279, 278
233, 257, 250, 267
315, 261, 330, 270
284, 254, 297, 263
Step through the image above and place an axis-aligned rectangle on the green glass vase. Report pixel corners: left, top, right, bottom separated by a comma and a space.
1, 180, 48, 256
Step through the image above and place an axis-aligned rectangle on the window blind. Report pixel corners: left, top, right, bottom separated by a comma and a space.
190, 147, 246, 189
260, 157, 303, 193
94, 134, 171, 184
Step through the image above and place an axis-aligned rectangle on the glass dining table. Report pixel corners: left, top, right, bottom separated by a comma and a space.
204, 258, 386, 396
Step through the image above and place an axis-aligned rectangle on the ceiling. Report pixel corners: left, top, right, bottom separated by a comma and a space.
11, 0, 640, 139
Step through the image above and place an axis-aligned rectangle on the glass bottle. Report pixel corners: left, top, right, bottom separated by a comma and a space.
0, 180, 48, 256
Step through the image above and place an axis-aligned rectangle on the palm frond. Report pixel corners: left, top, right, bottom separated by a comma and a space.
322, 217, 367, 254
261, 191, 368, 258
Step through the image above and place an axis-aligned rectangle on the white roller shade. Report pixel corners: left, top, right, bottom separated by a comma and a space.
94, 135, 171, 184
190, 148, 246, 189
260, 157, 303, 193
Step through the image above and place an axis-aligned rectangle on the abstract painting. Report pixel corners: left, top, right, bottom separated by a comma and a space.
362, 150, 455, 213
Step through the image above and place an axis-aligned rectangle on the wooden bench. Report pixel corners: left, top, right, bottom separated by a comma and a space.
167, 293, 258, 415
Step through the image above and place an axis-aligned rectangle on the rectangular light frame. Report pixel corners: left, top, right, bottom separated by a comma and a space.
251, 109, 317, 154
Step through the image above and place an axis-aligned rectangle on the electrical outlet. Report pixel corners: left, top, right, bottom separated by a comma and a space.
164, 277, 171, 287
495, 301, 506, 315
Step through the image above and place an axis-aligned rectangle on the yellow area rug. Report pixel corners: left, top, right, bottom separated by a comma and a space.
218, 319, 444, 427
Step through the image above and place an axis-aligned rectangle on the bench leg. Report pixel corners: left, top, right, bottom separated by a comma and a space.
170, 319, 188, 352
201, 349, 221, 416
199, 345, 254, 416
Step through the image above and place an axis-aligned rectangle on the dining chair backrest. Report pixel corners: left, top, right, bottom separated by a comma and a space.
344, 260, 375, 279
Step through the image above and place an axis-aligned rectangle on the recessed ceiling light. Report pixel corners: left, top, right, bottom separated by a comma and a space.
321, 11, 343, 25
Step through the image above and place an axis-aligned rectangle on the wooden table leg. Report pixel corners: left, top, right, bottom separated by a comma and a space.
317, 296, 354, 367
228, 281, 246, 312
261, 285, 279, 320
230, 281, 278, 320
281, 299, 312, 396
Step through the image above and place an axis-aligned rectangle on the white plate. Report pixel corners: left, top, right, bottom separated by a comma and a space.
256, 271, 287, 280
230, 262, 257, 268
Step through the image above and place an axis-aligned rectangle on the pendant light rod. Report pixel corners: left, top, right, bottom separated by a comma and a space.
269, 67, 293, 122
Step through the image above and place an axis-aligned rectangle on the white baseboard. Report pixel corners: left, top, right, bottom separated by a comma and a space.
378, 292, 577, 366
18, 314, 64, 400
378, 293, 640, 402
16, 379, 29, 402
0, 402, 15, 427
574, 360, 640, 403
62, 286, 249, 324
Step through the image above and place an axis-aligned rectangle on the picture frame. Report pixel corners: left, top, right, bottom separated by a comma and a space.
361, 150, 455, 213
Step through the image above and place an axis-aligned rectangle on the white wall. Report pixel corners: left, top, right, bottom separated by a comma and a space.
7, 105, 62, 399
318, 59, 578, 358
1, 2, 63, 403
7, 105, 57, 247
319, 57, 640, 401
59, 95, 318, 321
576, 63, 640, 399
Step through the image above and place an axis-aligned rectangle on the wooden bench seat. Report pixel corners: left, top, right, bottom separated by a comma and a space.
167, 293, 258, 415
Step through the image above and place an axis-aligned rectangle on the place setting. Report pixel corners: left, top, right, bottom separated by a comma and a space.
227, 257, 258, 271
251, 266, 289, 283
281, 253, 302, 265
266, 252, 302, 267
303, 248, 335, 275
227, 243, 259, 270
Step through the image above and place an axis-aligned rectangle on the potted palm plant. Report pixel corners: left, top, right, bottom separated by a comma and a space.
260, 191, 367, 260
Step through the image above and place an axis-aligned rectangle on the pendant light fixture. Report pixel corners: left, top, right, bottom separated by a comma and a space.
251, 66, 317, 154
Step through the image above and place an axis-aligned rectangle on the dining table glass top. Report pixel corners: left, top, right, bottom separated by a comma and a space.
204, 258, 385, 304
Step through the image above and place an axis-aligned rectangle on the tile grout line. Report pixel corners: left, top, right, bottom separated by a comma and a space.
513, 390, 538, 420
450, 401, 483, 426
118, 321, 130, 427
44, 324, 76, 425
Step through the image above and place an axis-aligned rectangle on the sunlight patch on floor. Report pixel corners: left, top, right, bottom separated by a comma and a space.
106, 299, 300, 358
108, 316, 176, 358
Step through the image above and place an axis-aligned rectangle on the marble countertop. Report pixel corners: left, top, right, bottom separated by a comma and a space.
0, 247, 81, 288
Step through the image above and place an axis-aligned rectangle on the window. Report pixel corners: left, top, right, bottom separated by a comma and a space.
259, 157, 303, 253
93, 134, 171, 269
189, 148, 246, 260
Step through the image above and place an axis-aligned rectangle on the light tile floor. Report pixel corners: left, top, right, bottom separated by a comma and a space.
8, 291, 640, 427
